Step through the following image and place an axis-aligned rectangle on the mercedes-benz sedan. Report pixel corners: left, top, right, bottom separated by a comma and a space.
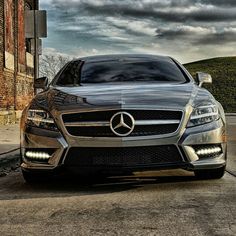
20, 54, 227, 183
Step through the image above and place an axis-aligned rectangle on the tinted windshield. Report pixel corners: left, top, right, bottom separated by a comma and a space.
55, 58, 188, 86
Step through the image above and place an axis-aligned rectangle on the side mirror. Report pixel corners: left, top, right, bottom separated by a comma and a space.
196, 72, 212, 87
34, 77, 48, 90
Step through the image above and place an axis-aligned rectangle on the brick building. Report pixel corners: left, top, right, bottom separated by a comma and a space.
0, 0, 39, 124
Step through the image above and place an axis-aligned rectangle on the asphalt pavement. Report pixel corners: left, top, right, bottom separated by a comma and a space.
0, 123, 20, 172
226, 116, 236, 176
0, 170, 235, 236
0, 123, 20, 154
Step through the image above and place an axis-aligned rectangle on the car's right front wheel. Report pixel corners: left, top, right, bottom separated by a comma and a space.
194, 166, 225, 179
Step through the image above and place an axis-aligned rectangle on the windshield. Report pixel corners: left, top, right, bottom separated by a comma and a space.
55, 58, 188, 86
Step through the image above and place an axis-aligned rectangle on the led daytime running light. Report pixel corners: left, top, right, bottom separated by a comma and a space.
196, 147, 222, 156
27, 117, 54, 124
25, 151, 51, 160
190, 112, 218, 120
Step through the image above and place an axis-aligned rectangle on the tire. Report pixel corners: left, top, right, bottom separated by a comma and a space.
194, 166, 225, 179
22, 169, 51, 184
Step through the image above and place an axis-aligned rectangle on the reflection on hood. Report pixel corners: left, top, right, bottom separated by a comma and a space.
33, 83, 213, 113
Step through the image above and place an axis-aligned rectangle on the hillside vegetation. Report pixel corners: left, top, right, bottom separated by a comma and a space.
184, 57, 236, 112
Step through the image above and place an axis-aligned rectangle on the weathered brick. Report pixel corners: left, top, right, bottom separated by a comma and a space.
0, 0, 38, 123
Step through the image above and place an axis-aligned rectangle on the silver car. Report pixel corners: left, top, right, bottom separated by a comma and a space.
20, 54, 227, 183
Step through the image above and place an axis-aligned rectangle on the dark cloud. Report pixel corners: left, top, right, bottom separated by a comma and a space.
199, 0, 236, 7
156, 28, 195, 39
50, 0, 236, 9
73, 3, 236, 23
165, 0, 236, 7
196, 31, 236, 45
50, 0, 236, 23
156, 27, 236, 45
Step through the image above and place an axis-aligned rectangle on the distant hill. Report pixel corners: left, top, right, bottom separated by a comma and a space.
184, 57, 236, 113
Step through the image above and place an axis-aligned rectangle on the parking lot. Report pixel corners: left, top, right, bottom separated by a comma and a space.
0, 116, 235, 236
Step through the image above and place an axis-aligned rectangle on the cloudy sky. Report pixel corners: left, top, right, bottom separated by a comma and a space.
40, 0, 236, 63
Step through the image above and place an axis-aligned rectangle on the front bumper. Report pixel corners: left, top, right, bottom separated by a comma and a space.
20, 117, 227, 173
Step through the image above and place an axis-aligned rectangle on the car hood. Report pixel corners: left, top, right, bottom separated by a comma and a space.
34, 83, 214, 112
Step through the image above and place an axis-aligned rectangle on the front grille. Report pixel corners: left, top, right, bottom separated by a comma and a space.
64, 145, 183, 167
62, 109, 182, 137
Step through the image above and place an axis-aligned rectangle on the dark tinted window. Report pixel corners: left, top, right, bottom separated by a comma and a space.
55, 58, 188, 85
55, 61, 82, 86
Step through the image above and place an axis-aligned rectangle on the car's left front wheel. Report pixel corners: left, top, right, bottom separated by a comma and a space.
22, 169, 51, 184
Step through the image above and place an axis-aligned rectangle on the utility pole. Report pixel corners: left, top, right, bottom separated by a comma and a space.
34, 11, 38, 93
25, 9, 47, 94
34, 1, 40, 94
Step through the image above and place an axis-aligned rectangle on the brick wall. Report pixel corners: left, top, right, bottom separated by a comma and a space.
0, 0, 6, 112
0, 0, 4, 82
16, 74, 34, 110
0, 0, 38, 124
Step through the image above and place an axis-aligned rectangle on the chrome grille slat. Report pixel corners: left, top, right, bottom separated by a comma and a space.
135, 119, 180, 125
64, 119, 181, 127
65, 121, 110, 127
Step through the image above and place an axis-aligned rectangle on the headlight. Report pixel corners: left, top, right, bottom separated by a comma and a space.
187, 104, 219, 127
27, 109, 58, 131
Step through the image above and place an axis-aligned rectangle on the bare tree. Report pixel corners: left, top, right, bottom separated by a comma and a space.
39, 54, 71, 82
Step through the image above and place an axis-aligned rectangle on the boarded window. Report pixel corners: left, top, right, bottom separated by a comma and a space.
4, 0, 14, 54
18, 0, 26, 65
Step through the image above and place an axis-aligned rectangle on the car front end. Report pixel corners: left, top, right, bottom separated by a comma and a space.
20, 55, 227, 182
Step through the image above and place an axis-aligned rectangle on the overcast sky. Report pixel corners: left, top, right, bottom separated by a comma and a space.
40, 0, 236, 63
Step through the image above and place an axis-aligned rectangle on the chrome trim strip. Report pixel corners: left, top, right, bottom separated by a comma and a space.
65, 121, 110, 127
135, 120, 180, 125
64, 119, 181, 127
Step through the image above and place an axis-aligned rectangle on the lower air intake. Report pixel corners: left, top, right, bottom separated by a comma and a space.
64, 145, 183, 167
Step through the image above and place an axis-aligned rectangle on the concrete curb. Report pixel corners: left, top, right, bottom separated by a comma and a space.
226, 113, 236, 116
0, 147, 20, 156
0, 150, 20, 171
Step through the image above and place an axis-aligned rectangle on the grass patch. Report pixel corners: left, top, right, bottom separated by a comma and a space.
184, 57, 236, 112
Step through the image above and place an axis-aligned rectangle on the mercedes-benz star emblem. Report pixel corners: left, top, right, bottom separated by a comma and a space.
110, 112, 135, 137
